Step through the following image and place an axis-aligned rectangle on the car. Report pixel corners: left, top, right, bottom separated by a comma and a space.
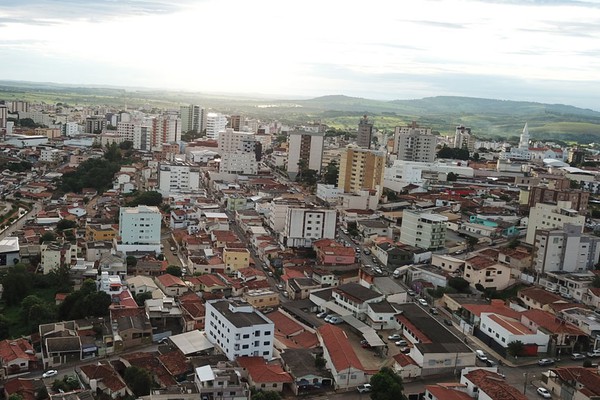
364, 249, 371, 255
357, 384, 372, 393
388, 334, 402, 341
537, 358, 555, 366
407, 290, 416, 296
277, 284, 284, 291
443, 319, 453, 326
430, 307, 439, 315
268, 271, 274, 277
418, 298, 428, 306
317, 311, 328, 318
395, 339, 408, 346
586, 349, 600, 358
356, 248, 361, 253
328, 316, 343, 325
485, 359, 497, 367
42, 370, 58, 378
475, 350, 488, 361
571, 353, 587, 360
158, 337, 169, 344
399, 347, 411, 354
536, 387, 552, 398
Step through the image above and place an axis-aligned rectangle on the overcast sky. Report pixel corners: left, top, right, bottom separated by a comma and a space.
1, 0, 600, 110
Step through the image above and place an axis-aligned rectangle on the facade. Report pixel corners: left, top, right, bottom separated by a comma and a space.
0, 237, 20, 268
283, 207, 337, 248
151, 113, 180, 150
393, 121, 436, 162
463, 255, 511, 290
525, 200, 586, 244
400, 210, 448, 250
205, 112, 228, 140
40, 241, 78, 274
453, 125, 474, 153
85, 116, 106, 133
118, 205, 162, 253
287, 130, 325, 179
158, 162, 201, 195
317, 324, 367, 389
480, 313, 549, 355
223, 247, 250, 273
218, 128, 258, 175
356, 115, 373, 148
242, 289, 280, 309
180, 104, 205, 133
205, 299, 274, 361
527, 186, 589, 215
533, 223, 600, 274
337, 146, 385, 198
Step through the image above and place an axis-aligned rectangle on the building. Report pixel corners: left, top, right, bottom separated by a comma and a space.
393, 121, 437, 162
217, 128, 258, 175
463, 255, 511, 291
479, 313, 549, 355
287, 130, 325, 179
180, 104, 205, 133
223, 247, 250, 273
356, 115, 373, 149
461, 369, 527, 400
317, 324, 367, 389
338, 146, 385, 198
546, 366, 600, 400
158, 161, 201, 195
453, 125, 474, 153
525, 200, 586, 244
526, 186, 589, 215
117, 205, 162, 254
205, 112, 228, 140
85, 116, 106, 133
501, 123, 531, 161
0, 237, 20, 268
205, 299, 274, 361
400, 210, 448, 250
40, 241, 78, 275
533, 223, 600, 274
282, 207, 337, 248
151, 113, 180, 150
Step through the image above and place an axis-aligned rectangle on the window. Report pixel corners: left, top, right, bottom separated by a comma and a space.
243, 334, 249, 339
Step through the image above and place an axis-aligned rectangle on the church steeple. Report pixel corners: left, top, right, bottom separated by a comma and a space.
519, 122, 530, 150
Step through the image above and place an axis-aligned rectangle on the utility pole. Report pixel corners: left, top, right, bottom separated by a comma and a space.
523, 372, 528, 394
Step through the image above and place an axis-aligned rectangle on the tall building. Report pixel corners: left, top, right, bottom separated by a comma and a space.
533, 223, 600, 274
400, 210, 448, 250
228, 115, 242, 131
7, 100, 29, 113
338, 146, 385, 197
205, 298, 274, 361
158, 161, 201, 195
453, 125, 474, 153
217, 128, 258, 175
118, 205, 162, 254
393, 121, 437, 163
151, 114, 180, 150
180, 104, 205, 133
205, 112, 228, 140
526, 187, 589, 215
85, 116, 106, 133
0, 104, 7, 130
525, 200, 586, 244
283, 207, 337, 248
356, 115, 373, 149
287, 130, 324, 179
502, 123, 531, 161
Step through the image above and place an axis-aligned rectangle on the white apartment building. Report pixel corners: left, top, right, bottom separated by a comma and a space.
40, 242, 78, 275
525, 200, 586, 244
158, 162, 201, 195
393, 122, 437, 162
64, 122, 80, 136
205, 112, 228, 140
218, 128, 258, 174
205, 299, 274, 361
287, 130, 324, 179
400, 210, 448, 250
267, 197, 306, 233
534, 223, 600, 274
40, 148, 63, 163
453, 125, 475, 153
117, 120, 153, 150
117, 205, 162, 254
316, 184, 342, 204
283, 207, 337, 248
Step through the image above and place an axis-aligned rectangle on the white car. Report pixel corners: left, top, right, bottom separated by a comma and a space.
536, 387, 552, 398
357, 384, 372, 393
418, 298, 428, 306
388, 334, 402, 341
42, 370, 58, 378
587, 349, 600, 358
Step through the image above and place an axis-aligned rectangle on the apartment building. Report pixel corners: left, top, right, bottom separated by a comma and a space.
453, 125, 474, 153
393, 121, 437, 162
525, 200, 586, 244
205, 299, 274, 361
338, 146, 385, 198
117, 205, 162, 254
356, 114, 373, 149
287, 130, 325, 179
40, 241, 78, 274
158, 161, 201, 195
283, 207, 337, 248
525, 186, 589, 215
400, 210, 448, 250
205, 112, 228, 140
151, 113, 180, 150
218, 128, 258, 175
533, 223, 600, 274
180, 104, 206, 133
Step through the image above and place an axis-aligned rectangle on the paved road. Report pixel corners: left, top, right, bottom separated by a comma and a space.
0, 200, 42, 240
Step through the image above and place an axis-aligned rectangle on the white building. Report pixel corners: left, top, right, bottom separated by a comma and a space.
180, 104, 205, 134
267, 197, 306, 233
117, 205, 162, 254
205, 299, 274, 361
500, 123, 531, 161
453, 125, 474, 153
393, 122, 437, 162
525, 200, 586, 244
39, 148, 63, 163
64, 122, 80, 136
218, 128, 258, 175
205, 112, 228, 140
283, 207, 337, 248
479, 312, 549, 354
534, 223, 600, 274
40, 242, 78, 275
316, 184, 342, 204
158, 162, 201, 195
384, 160, 473, 191
400, 210, 448, 250
0, 237, 20, 268
287, 130, 325, 179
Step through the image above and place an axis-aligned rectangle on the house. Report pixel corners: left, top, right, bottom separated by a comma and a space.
155, 274, 188, 297
329, 283, 384, 319
77, 362, 130, 399
157, 350, 193, 382
392, 353, 421, 380
479, 313, 549, 356
236, 357, 292, 393
463, 254, 511, 290
3, 377, 47, 400
39, 321, 84, 368
521, 309, 588, 356
280, 348, 334, 394
424, 383, 472, 400
518, 286, 566, 311
547, 366, 600, 400
461, 368, 527, 400
313, 239, 355, 265
126, 275, 159, 295
365, 300, 400, 330
109, 308, 153, 351
357, 219, 389, 239
583, 287, 600, 309
287, 278, 321, 300
242, 289, 280, 309
316, 324, 367, 389
0, 338, 39, 374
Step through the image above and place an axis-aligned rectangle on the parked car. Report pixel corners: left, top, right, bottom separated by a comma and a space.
364, 249, 371, 255
407, 290, 416, 296
475, 350, 488, 361
388, 334, 402, 341
443, 319, 453, 326
536, 387, 552, 398
586, 349, 600, 358
399, 347, 411, 354
485, 359, 496, 367
537, 358, 555, 366
395, 339, 408, 346
328, 316, 343, 325
418, 298, 428, 306
317, 311, 328, 318
430, 307, 439, 315
357, 384, 372, 393
571, 353, 586, 360
42, 370, 58, 378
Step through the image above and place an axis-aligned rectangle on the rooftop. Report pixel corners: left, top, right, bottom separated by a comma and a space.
210, 299, 272, 328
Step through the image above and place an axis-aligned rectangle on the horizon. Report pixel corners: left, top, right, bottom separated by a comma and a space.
1, 1, 600, 110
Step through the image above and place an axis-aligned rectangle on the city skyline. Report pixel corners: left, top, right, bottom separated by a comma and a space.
1, 0, 599, 110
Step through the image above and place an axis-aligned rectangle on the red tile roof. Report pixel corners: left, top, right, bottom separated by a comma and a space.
317, 324, 364, 372
462, 301, 521, 320
550, 367, 600, 397
519, 287, 563, 305
79, 362, 127, 393
466, 255, 497, 270
156, 273, 187, 287
464, 369, 527, 400
426, 385, 472, 400
266, 311, 304, 337
393, 352, 418, 367
236, 357, 293, 383
0, 338, 37, 363
522, 309, 586, 336
487, 314, 533, 335
158, 350, 192, 376
290, 330, 319, 349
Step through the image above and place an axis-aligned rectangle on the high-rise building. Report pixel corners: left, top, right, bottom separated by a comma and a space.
287, 130, 324, 179
453, 125, 475, 153
356, 115, 373, 149
151, 114, 180, 150
0, 104, 7, 130
205, 112, 228, 140
525, 200, 586, 244
338, 146, 385, 197
400, 210, 448, 250
526, 186, 589, 215
218, 128, 258, 175
158, 161, 201, 195
180, 105, 205, 134
85, 116, 106, 133
228, 115, 243, 131
283, 207, 337, 248
117, 205, 162, 254
393, 121, 437, 162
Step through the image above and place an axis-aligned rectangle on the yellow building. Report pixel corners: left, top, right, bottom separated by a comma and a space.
242, 289, 280, 309
86, 224, 117, 242
223, 247, 250, 273
338, 146, 385, 195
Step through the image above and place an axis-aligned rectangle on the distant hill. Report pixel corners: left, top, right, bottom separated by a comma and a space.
2, 80, 600, 143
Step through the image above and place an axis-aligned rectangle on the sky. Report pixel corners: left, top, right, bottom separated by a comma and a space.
1, 0, 600, 110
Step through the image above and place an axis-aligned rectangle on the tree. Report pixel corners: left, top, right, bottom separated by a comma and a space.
8, 394, 24, 400
447, 172, 458, 182
369, 367, 405, 400
1, 267, 33, 306
437, 145, 469, 160
592, 275, 600, 288
252, 391, 281, 400
466, 236, 478, 251
126, 256, 138, 269
315, 354, 326, 369
134, 291, 153, 306
126, 191, 163, 207
0, 315, 10, 340
166, 265, 182, 277
39, 231, 56, 244
507, 238, 519, 249
124, 366, 152, 397
447, 277, 470, 293
322, 160, 339, 185
507, 340, 524, 357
